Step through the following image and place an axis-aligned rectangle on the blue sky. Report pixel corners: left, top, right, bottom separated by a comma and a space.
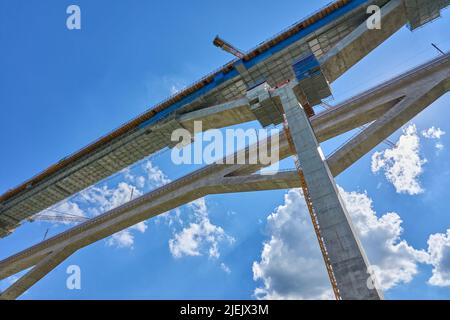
0, 1, 450, 299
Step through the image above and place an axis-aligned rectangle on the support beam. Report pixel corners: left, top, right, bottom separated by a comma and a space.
328, 58, 450, 176
312, 53, 450, 143
0, 171, 299, 299
0, 247, 75, 300
0, 135, 286, 284
276, 83, 383, 300
1, 55, 447, 239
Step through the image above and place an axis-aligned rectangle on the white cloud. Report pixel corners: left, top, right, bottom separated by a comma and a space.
253, 187, 428, 299
426, 229, 450, 287
187, 198, 208, 217
132, 221, 148, 233
169, 198, 234, 259
169, 219, 226, 258
77, 161, 168, 249
121, 159, 169, 190
371, 124, 427, 195
106, 222, 148, 249
422, 127, 446, 140
422, 127, 446, 152
220, 263, 231, 274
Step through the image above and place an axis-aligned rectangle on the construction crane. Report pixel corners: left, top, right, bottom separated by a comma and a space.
28, 209, 89, 223
282, 112, 342, 300
213, 36, 245, 59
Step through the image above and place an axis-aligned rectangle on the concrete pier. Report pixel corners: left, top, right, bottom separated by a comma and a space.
277, 84, 383, 300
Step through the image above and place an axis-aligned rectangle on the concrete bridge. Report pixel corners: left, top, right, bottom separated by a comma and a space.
0, 0, 449, 299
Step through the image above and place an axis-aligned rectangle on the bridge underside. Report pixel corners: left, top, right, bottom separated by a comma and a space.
1, 52, 448, 299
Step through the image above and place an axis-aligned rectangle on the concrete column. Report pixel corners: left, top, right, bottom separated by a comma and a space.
0, 247, 75, 300
277, 84, 383, 300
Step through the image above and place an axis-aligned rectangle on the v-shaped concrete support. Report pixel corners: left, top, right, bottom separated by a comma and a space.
274, 83, 383, 300
328, 55, 450, 176
0, 247, 76, 300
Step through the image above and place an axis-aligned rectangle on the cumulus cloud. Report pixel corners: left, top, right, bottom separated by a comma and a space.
187, 197, 208, 217
106, 229, 135, 248
143, 161, 171, 187
253, 187, 428, 300
169, 198, 234, 259
252, 189, 333, 300
371, 124, 427, 195
169, 218, 227, 258
426, 229, 450, 287
106, 222, 148, 249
